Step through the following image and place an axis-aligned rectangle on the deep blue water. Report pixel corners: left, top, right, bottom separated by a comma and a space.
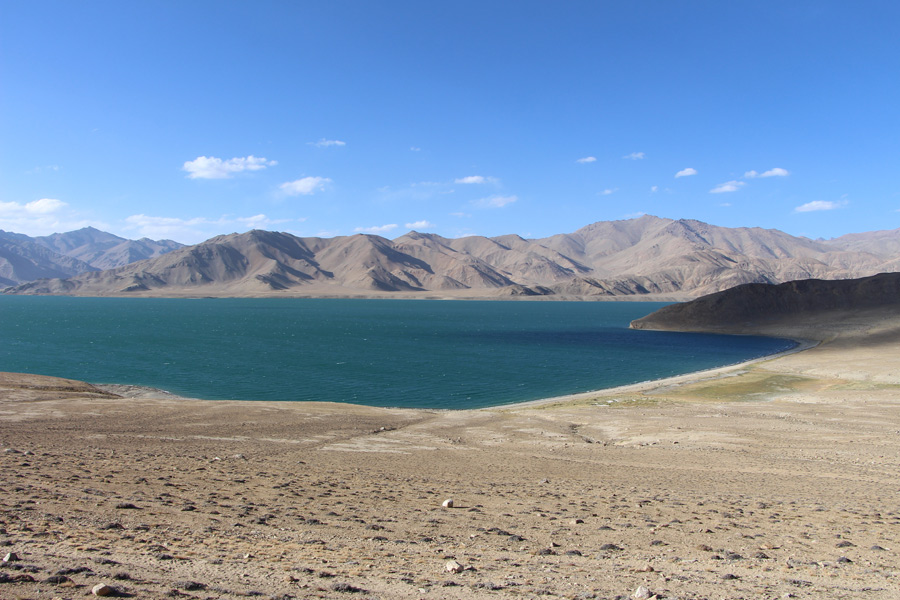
0, 297, 795, 409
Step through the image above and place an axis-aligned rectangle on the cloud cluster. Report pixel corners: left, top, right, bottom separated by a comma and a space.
474, 195, 517, 209
124, 213, 293, 243
354, 224, 398, 234
405, 220, 434, 230
745, 167, 789, 178
576, 156, 597, 164
623, 152, 645, 160
310, 139, 346, 147
0, 198, 67, 215
0, 198, 97, 236
710, 180, 746, 194
675, 167, 697, 178
455, 175, 498, 185
182, 155, 277, 179
279, 176, 332, 196
710, 166, 790, 194
794, 200, 844, 213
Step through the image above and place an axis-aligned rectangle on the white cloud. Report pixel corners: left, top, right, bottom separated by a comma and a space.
455, 175, 497, 184
310, 138, 346, 147
0, 197, 58, 221
576, 156, 597, 164
745, 167, 790, 178
279, 176, 332, 196
623, 152, 645, 160
0, 198, 112, 236
182, 155, 277, 179
354, 224, 398, 234
710, 180, 746, 193
675, 167, 697, 178
21, 198, 67, 214
405, 220, 434, 230
410, 146, 422, 152
794, 200, 844, 213
650, 186, 659, 193
123, 213, 292, 244
25, 165, 60, 175
474, 195, 517, 208
599, 188, 618, 196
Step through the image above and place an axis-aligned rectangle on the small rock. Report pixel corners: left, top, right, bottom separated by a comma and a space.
837, 556, 853, 563
330, 582, 365, 593
445, 560, 464, 573
115, 502, 139, 510
632, 585, 652, 600
835, 540, 854, 548
569, 518, 584, 525
92, 583, 115, 596
176, 580, 206, 590
600, 543, 622, 551
442, 499, 454, 508
2, 552, 19, 562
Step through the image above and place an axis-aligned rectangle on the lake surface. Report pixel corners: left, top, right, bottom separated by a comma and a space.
0, 297, 795, 409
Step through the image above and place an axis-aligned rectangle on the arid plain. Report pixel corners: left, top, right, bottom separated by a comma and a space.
2, 308, 900, 599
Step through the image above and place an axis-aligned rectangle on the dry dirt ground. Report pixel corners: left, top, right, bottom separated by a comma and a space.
2, 316, 900, 599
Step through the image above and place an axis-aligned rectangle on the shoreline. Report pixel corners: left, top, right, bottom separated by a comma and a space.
91, 335, 817, 411
499, 335, 817, 410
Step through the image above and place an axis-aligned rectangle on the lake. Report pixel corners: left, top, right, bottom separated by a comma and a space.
0, 297, 795, 409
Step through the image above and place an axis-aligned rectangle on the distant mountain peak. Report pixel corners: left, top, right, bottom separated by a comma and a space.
3, 217, 899, 298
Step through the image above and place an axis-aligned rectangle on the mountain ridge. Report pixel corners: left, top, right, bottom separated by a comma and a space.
0, 227, 183, 286
3, 216, 899, 298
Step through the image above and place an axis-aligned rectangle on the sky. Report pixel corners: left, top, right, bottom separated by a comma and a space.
2, 1, 899, 245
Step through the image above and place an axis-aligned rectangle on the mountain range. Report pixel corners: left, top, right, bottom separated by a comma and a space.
0, 227, 182, 287
3, 215, 899, 298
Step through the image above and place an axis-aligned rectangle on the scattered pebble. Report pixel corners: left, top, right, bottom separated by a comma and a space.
92, 582, 115, 596
445, 560, 464, 573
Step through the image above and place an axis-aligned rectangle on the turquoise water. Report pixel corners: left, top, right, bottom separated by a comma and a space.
0, 297, 795, 409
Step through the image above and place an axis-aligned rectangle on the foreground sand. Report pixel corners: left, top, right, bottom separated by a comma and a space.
2, 314, 900, 599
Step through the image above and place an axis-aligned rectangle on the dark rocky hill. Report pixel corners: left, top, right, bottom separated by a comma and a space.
629, 272, 900, 333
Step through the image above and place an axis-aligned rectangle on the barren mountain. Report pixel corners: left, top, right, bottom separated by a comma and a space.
4, 216, 899, 298
32, 226, 183, 270
0, 227, 183, 285
0, 232, 95, 287
825, 227, 900, 256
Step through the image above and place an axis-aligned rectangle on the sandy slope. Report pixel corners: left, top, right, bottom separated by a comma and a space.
2, 317, 900, 599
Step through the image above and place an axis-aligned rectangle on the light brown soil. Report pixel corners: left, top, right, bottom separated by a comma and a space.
2, 315, 900, 599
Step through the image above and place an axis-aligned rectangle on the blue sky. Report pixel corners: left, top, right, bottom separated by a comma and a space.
2, 1, 898, 244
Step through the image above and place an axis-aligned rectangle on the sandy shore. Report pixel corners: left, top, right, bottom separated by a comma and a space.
2, 313, 900, 599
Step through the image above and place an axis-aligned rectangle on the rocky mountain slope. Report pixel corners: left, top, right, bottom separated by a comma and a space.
0, 227, 182, 286
629, 272, 900, 333
4, 216, 899, 298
